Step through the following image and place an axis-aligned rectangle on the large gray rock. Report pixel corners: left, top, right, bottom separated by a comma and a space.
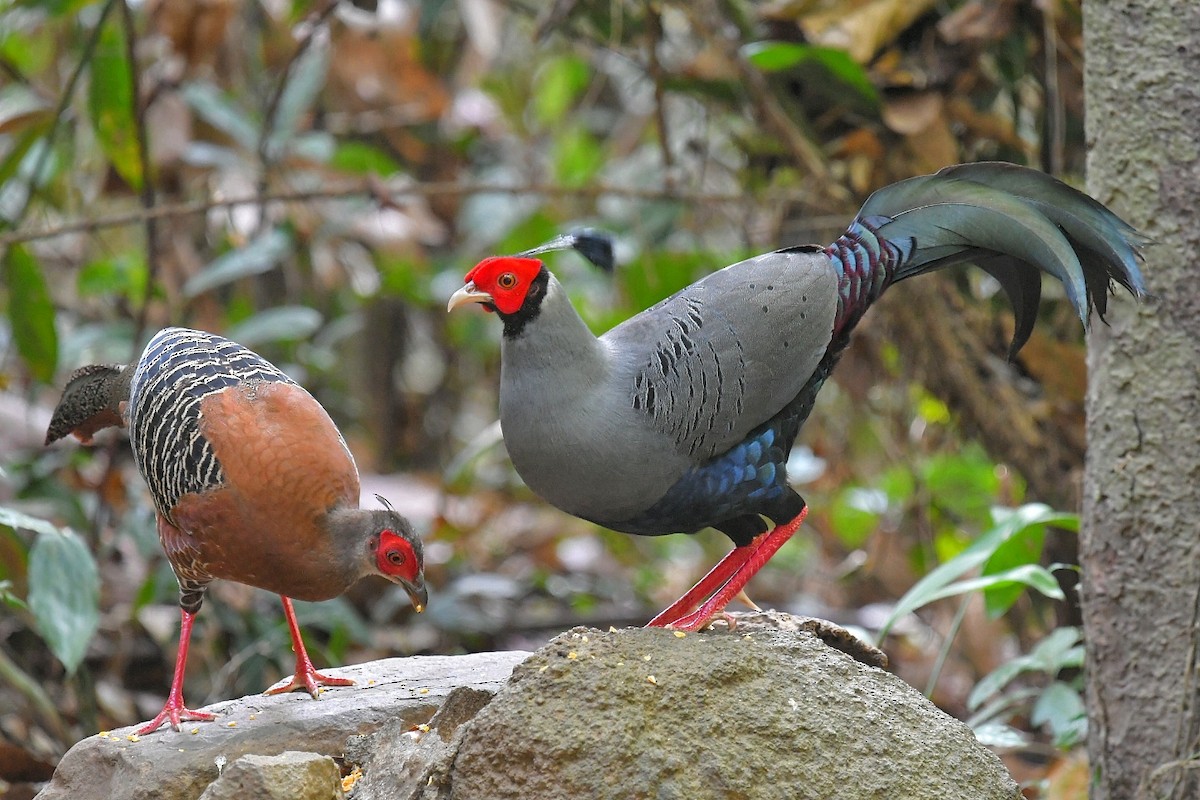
34, 652, 527, 800
36, 614, 1020, 800
442, 616, 1020, 800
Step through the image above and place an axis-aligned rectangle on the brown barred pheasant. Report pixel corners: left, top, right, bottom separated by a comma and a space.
47, 327, 427, 734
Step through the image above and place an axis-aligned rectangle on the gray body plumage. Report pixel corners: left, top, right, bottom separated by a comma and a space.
488, 163, 1146, 542
500, 249, 838, 525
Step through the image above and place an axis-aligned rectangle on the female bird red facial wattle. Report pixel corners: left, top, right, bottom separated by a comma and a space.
375, 529, 424, 610
449, 256, 545, 315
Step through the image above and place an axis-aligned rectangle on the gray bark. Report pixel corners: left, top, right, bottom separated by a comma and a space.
1082, 2, 1200, 798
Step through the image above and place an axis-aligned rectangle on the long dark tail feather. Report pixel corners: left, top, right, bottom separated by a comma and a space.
45, 364, 133, 445
856, 162, 1147, 356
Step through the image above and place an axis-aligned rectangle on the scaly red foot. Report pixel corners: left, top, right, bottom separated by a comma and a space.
265, 597, 354, 698
135, 698, 216, 735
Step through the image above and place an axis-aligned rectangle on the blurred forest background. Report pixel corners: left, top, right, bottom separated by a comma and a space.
0, 0, 1106, 796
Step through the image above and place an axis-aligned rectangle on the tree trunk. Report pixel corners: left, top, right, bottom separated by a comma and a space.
1081, 2, 1200, 798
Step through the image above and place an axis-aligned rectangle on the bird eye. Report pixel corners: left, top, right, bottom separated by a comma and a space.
497, 272, 517, 289
387, 550, 405, 566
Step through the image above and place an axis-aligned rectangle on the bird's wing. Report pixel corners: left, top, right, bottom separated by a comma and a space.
603, 248, 839, 462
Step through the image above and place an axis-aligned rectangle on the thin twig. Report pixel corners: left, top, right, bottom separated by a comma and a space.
255, 0, 340, 234
644, 2, 675, 186
118, 0, 157, 351
5, 0, 119, 235
0, 180, 850, 249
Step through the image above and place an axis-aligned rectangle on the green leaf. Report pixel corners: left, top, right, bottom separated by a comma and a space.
28, 527, 100, 674
981, 514, 1050, 616
968, 626, 1083, 710
77, 253, 148, 302
533, 54, 591, 126
922, 447, 1001, 527
553, 123, 604, 188
265, 39, 331, 157
226, 306, 324, 347
329, 141, 401, 176
182, 81, 259, 150
0, 506, 64, 538
4, 244, 58, 383
0, 84, 52, 134
183, 228, 294, 297
1032, 681, 1087, 748
876, 503, 1076, 642
829, 486, 886, 548
87, 20, 142, 189
741, 42, 879, 108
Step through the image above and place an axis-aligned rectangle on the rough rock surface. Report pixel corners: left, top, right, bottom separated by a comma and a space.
35, 613, 1019, 800
196, 751, 342, 800
444, 614, 1020, 800
34, 653, 527, 800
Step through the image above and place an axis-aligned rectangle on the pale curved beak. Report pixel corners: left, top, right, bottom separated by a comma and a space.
401, 578, 428, 614
447, 281, 492, 312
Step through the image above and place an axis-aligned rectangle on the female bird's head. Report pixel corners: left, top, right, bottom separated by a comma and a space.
447, 257, 549, 332
331, 503, 427, 612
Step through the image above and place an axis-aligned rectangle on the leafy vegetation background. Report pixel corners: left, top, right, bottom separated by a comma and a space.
0, 1, 1099, 795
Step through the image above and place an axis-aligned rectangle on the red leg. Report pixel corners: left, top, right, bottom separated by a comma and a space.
651, 506, 808, 632
647, 539, 757, 627
135, 608, 217, 734
264, 597, 354, 697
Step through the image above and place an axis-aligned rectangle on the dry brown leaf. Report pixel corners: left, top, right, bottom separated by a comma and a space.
149, 0, 241, 75
800, 0, 938, 64
882, 91, 943, 135
937, 0, 1018, 45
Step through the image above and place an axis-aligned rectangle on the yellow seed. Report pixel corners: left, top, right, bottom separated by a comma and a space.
417, 723, 431, 732
126, 734, 140, 742
647, 675, 658, 685
418, 688, 430, 695
342, 766, 363, 792
248, 714, 257, 720
368, 679, 376, 686
673, 631, 686, 638
190, 728, 200, 735
227, 722, 237, 728
98, 731, 110, 739
567, 651, 578, 660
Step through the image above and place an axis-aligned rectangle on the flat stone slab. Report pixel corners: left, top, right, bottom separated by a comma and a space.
35, 652, 528, 800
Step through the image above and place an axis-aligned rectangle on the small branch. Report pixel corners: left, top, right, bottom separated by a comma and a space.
118, 0, 158, 349
255, 0, 340, 220
5, 0, 119, 235
0, 180, 851, 248
644, 2, 675, 185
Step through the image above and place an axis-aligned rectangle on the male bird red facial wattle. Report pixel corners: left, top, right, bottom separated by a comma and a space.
451, 256, 546, 315
448, 162, 1147, 633
47, 327, 428, 734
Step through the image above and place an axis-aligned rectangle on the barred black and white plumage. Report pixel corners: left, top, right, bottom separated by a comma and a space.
46, 325, 428, 734
127, 327, 294, 522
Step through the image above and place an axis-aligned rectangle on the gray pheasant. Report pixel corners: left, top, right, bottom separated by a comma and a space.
447, 162, 1147, 631
47, 327, 427, 733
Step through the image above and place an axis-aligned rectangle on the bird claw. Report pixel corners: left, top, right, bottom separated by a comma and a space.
264, 668, 354, 698
135, 702, 217, 735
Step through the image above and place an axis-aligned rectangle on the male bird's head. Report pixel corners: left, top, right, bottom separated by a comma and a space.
448, 256, 550, 336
